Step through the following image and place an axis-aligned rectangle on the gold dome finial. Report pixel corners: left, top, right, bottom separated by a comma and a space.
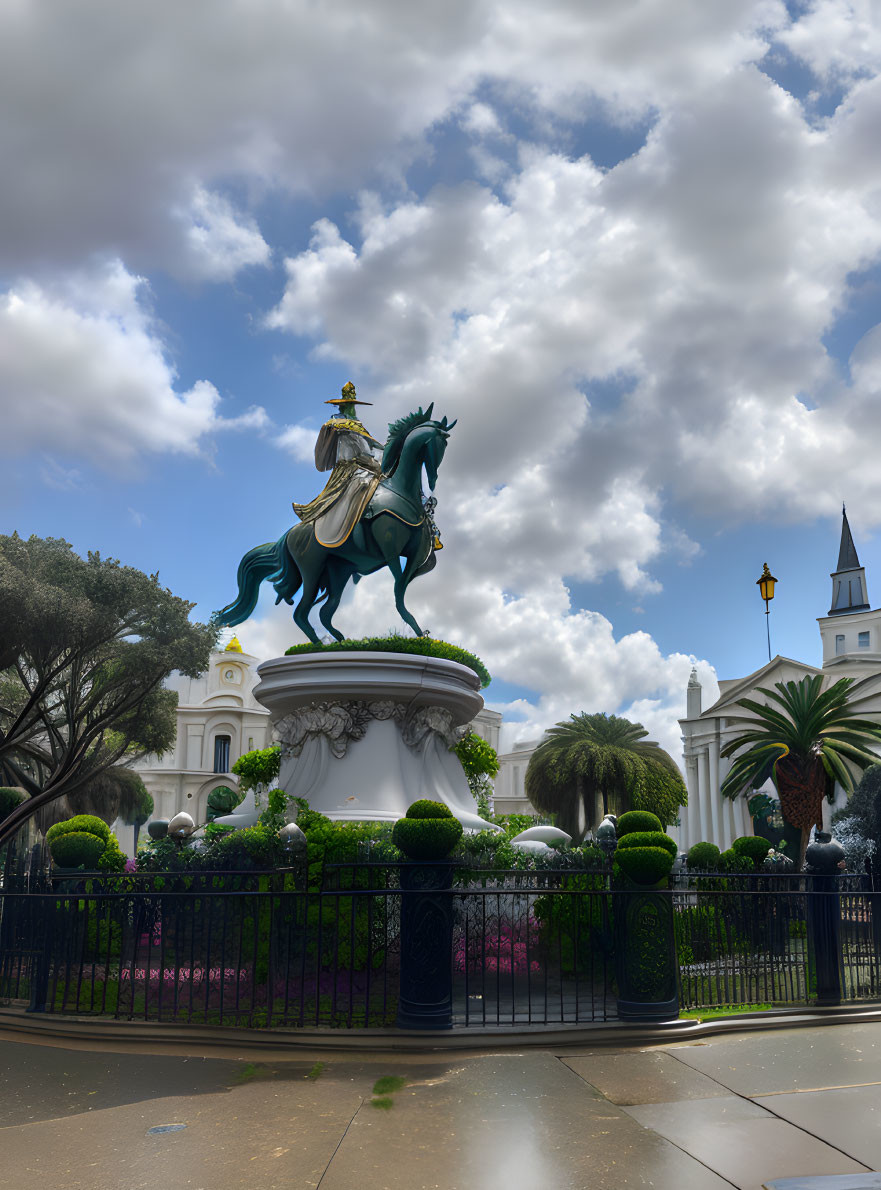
224, 635, 243, 653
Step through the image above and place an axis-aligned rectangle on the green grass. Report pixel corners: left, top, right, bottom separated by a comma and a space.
306, 1062, 326, 1081
679, 1002, 774, 1021
371, 1096, 395, 1110
231, 1062, 276, 1084
372, 1075, 408, 1095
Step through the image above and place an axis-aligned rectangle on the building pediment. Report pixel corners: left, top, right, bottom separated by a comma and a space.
704, 655, 821, 717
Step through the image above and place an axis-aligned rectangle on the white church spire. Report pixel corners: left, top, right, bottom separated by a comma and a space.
829, 504, 869, 615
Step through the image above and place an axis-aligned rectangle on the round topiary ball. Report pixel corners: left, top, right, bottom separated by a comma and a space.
393, 817, 463, 860
615, 846, 674, 885
616, 810, 663, 837
617, 830, 678, 857
405, 799, 455, 820
686, 841, 721, 870
46, 815, 112, 846
50, 831, 106, 869
732, 835, 772, 870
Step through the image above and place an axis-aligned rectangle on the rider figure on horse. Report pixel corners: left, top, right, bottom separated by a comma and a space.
292, 382, 385, 549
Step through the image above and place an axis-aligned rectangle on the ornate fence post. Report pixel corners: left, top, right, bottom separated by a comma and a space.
614, 885, 679, 1022
804, 831, 844, 1007
396, 862, 454, 1029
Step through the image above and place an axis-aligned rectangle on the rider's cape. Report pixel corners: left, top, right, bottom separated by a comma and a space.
293, 418, 384, 549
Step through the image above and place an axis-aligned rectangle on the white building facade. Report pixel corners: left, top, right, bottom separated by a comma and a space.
679, 510, 881, 851
132, 637, 272, 824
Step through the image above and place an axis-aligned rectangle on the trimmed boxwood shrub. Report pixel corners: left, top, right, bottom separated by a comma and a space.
49, 831, 106, 869
615, 846, 674, 885
0, 787, 26, 820
393, 800, 463, 860
284, 634, 491, 688
718, 847, 753, 874
617, 831, 678, 857
732, 835, 772, 870
616, 810, 662, 836
46, 815, 112, 845
686, 841, 721, 870
403, 799, 454, 820
97, 834, 127, 873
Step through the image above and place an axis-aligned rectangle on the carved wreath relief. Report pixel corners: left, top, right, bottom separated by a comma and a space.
274, 700, 466, 760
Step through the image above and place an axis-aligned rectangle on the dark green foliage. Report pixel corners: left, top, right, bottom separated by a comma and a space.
0, 533, 217, 844
206, 786, 243, 821
49, 831, 106, 868
676, 904, 748, 964
617, 830, 677, 857
0, 787, 25, 820
686, 841, 721, 870
202, 822, 236, 844
46, 814, 112, 844
732, 835, 772, 870
526, 714, 686, 840
453, 732, 499, 780
533, 870, 612, 973
832, 763, 881, 854
232, 746, 281, 791
404, 799, 454, 820
202, 823, 285, 870
97, 834, 127, 872
718, 848, 753, 874
456, 829, 517, 871
453, 731, 499, 816
617, 810, 663, 836
392, 816, 463, 860
614, 846, 674, 885
284, 634, 491, 688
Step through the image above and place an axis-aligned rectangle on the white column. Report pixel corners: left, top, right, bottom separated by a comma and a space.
735, 796, 751, 839
708, 739, 722, 848
682, 756, 699, 851
697, 750, 711, 844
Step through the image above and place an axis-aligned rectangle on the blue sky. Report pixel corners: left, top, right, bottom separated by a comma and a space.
3, 0, 881, 759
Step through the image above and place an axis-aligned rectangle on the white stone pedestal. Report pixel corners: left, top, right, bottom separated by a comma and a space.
252, 651, 497, 832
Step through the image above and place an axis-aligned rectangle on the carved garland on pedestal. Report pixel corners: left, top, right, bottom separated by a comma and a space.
274, 700, 466, 760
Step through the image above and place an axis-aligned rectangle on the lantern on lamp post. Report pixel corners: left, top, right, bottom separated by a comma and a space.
756, 562, 777, 662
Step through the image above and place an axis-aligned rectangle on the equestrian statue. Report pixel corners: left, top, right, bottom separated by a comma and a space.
215, 382, 454, 642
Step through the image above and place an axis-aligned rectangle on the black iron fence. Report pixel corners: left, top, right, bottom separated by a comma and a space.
1, 861, 880, 1029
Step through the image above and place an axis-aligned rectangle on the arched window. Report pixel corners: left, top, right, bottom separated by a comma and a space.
213, 734, 231, 773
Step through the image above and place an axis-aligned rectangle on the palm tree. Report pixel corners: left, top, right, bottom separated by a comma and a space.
525, 712, 687, 839
720, 675, 881, 866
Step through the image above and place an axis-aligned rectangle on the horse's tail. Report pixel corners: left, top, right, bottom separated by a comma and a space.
214, 532, 299, 627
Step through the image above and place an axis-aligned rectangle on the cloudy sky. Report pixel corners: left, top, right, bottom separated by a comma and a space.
4, 0, 881, 760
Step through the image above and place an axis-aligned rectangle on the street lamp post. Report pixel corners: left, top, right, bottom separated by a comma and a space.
756, 562, 778, 663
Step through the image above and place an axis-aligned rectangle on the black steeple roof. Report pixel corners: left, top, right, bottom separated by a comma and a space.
837, 504, 861, 571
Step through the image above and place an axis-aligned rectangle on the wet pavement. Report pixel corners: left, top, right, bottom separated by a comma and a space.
0, 1021, 879, 1189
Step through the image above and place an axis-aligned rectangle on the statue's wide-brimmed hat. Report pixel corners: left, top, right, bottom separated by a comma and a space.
325, 381, 372, 406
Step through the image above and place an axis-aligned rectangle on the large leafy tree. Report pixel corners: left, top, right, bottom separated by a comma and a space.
0, 535, 216, 845
525, 712, 687, 838
720, 675, 881, 865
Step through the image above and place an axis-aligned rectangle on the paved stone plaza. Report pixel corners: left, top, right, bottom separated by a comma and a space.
1, 1021, 880, 1189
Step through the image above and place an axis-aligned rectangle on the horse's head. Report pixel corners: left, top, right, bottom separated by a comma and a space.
422, 415, 456, 491
383, 406, 456, 490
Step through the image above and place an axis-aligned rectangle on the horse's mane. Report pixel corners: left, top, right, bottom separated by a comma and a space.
382, 403, 434, 476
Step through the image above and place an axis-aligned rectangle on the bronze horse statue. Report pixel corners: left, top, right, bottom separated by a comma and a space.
215, 406, 455, 642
